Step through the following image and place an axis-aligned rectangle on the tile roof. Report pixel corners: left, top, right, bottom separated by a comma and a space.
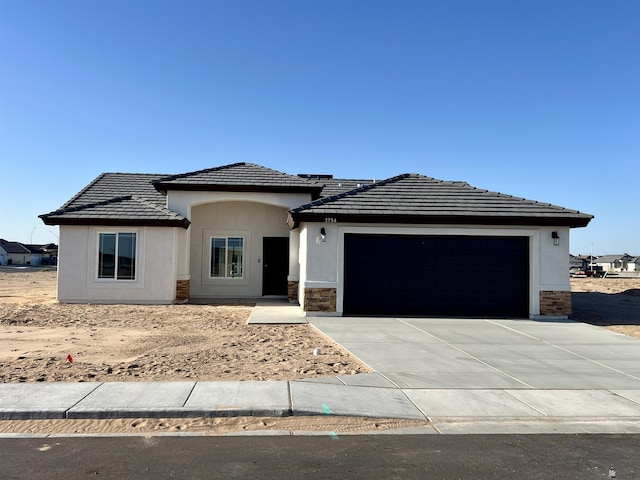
153, 163, 323, 197
40, 173, 190, 228
0, 239, 31, 254
40, 164, 594, 230
593, 254, 635, 263
289, 174, 593, 228
319, 178, 376, 197
61, 173, 168, 209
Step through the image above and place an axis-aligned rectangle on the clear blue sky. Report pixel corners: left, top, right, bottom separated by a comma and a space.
1, 0, 638, 255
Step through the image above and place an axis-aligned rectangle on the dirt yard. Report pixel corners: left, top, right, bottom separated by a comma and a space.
570, 276, 640, 339
1, 270, 415, 434
0, 270, 371, 383
1, 271, 638, 385
0, 269, 637, 435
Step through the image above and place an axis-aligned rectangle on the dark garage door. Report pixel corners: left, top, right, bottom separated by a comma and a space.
344, 234, 529, 317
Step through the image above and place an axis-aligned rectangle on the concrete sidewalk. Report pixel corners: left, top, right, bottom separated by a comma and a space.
2, 315, 640, 435
0, 378, 422, 421
2, 377, 640, 434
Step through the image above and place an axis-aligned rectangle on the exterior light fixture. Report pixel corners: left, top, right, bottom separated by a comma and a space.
551, 231, 560, 246
320, 227, 326, 242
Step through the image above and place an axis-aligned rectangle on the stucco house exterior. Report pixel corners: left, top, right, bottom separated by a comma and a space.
594, 254, 637, 272
0, 239, 33, 265
40, 162, 593, 318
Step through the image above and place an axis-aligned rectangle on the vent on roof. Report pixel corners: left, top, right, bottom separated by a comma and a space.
298, 174, 333, 179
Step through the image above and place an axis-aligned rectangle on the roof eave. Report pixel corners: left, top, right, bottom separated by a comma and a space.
154, 182, 323, 199
39, 215, 191, 229
288, 212, 593, 229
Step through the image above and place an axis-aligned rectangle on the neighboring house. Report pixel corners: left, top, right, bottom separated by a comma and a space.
40, 162, 593, 317
25, 243, 58, 265
594, 254, 637, 272
0, 240, 58, 266
23, 245, 47, 266
0, 239, 33, 265
570, 254, 586, 270
570, 254, 597, 271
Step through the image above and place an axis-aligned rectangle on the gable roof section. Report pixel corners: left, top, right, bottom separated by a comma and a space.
0, 239, 31, 254
40, 173, 190, 228
594, 254, 634, 263
153, 162, 323, 198
288, 174, 593, 228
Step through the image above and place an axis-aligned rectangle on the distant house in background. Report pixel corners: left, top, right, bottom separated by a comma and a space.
0, 239, 58, 266
0, 239, 32, 265
38, 243, 59, 264
569, 254, 589, 270
24, 245, 45, 266
594, 254, 637, 272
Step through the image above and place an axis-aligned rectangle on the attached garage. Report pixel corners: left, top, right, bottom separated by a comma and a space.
289, 172, 593, 318
343, 234, 529, 317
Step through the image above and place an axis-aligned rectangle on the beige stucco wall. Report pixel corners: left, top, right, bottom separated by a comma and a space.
57, 225, 179, 304
189, 201, 291, 297
298, 223, 572, 317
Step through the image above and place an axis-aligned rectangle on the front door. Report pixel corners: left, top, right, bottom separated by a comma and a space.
262, 237, 289, 295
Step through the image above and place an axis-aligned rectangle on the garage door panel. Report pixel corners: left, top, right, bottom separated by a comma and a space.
344, 234, 529, 317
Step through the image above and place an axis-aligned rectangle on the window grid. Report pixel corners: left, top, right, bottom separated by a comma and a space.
210, 236, 244, 279
98, 232, 136, 280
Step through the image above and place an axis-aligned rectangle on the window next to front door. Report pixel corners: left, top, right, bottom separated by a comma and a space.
98, 232, 137, 280
210, 236, 244, 278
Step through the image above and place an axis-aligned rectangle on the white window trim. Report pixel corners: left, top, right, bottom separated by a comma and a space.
94, 230, 140, 283
208, 235, 246, 280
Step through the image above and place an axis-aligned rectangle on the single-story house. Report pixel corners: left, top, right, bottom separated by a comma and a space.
40, 162, 593, 317
570, 254, 588, 270
594, 254, 637, 272
0, 239, 33, 265
24, 243, 58, 265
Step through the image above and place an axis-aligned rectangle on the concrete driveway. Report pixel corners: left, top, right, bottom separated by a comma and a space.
310, 317, 640, 428
310, 317, 640, 390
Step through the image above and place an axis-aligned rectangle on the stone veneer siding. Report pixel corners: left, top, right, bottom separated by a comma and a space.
288, 281, 299, 302
303, 288, 336, 313
176, 279, 190, 302
539, 290, 572, 316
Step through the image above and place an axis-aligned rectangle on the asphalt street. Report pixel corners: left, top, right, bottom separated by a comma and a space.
1, 434, 638, 479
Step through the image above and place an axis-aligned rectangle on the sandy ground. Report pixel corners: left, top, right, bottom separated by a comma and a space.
1, 269, 637, 435
570, 277, 640, 339
0, 416, 430, 435
0, 270, 371, 383
0, 270, 420, 434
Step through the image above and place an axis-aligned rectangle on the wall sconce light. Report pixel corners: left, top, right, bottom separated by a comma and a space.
320, 227, 326, 242
551, 231, 560, 246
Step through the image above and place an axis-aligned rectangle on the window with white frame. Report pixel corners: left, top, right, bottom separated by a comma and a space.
210, 236, 244, 278
98, 232, 137, 280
